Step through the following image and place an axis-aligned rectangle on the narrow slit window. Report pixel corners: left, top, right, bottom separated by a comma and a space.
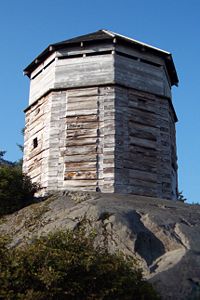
33, 137, 38, 149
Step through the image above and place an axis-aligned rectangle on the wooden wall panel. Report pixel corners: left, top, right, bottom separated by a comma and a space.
23, 95, 52, 191
24, 42, 177, 199
115, 54, 171, 98
29, 62, 56, 104
57, 42, 114, 57
114, 86, 178, 199
63, 87, 100, 191
60, 86, 116, 192
54, 55, 114, 89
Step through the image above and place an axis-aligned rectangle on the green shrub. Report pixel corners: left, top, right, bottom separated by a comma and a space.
0, 230, 160, 300
0, 164, 38, 216
177, 191, 187, 202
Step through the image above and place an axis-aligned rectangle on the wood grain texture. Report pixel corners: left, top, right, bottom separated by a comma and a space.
114, 86, 177, 199
24, 41, 178, 198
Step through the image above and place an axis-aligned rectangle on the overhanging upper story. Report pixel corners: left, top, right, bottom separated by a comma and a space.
24, 29, 179, 112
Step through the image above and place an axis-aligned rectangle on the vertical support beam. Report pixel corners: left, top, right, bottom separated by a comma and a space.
99, 86, 116, 192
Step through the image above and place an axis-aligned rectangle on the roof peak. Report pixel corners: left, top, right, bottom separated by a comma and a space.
100, 29, 170, 55
55, 29, 170, 55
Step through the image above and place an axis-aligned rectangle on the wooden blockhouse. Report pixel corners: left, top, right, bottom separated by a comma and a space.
23, 30, 179, 199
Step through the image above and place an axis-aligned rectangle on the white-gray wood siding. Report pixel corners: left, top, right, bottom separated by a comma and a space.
24, 44, 177, 199
115, 54, 171, 98
29, 54, 115, 104
28, 50, 171, 105
114, 86, 177, 199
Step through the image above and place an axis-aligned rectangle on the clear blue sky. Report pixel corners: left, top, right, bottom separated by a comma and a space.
0, 0, 199, 203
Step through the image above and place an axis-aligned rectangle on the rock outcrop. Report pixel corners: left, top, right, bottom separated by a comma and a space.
0, 192, 200, 299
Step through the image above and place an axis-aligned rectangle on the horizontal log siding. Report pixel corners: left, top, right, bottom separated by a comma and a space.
115, 54, 171, 98
46, 91, 67, 191
114, 86, 178, 199
54, 54, 114, 89
63, 87, 100, 191
24, 46, 177, 198
23, 94, 52, 191
29, 61, 56, 105
62, 86, 115, 192
29, 53, 115, 105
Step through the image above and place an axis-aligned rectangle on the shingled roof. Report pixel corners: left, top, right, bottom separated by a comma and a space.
54, 30, 113, 46
24, 29, 178, 85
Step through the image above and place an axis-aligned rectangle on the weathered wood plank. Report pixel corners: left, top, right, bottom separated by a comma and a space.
115, 44, 164, 66
129, 136, 157, 149
65, 161, 97, 171
55, 55, 115, 89
58, 43, 114, 57
66, 137, 98, 147
66, 128, 98, 138
24, 38, 177, 199
115, 55, 166, 96
63, 179, 97, 187
67, 100, 98, 111
64, 145, 97, 155
29, 63, 55, 104
64, 171, 97, 180
64, 154, 97, 163
66, 109, 98, 116
67, 87, 99, 97
66, 114, 98, 123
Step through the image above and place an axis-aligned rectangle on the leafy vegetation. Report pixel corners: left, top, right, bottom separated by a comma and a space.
0, 230, 160, 300
0, 150, 13, 166
0, 151, 38, 216
177, 190, 187, 202
0, 150, 6, 159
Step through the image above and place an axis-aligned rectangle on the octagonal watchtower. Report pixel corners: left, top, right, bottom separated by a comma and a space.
23, 30, 178, 199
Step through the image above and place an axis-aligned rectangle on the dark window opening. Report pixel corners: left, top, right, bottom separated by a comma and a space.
35, 108, 40, 116
115, 50, 161, 67
31, 58, 55, 80
33, 137, 38, 149
58, 50, 113, 60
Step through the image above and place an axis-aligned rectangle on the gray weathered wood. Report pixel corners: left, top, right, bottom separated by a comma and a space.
23, 34, 178, 199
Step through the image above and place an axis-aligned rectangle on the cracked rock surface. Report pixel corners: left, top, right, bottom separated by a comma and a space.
0, 192, 200, 300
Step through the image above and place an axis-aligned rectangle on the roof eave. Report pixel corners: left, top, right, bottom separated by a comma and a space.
23, 45, 53, 76
23, 37, 114, 77
114, 36, 178, 86
106, 30, 171, 55
23, 30, 179, 86
165, 54, 179, 86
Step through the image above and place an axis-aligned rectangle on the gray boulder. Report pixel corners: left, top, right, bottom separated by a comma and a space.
0, 192, 200, 300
